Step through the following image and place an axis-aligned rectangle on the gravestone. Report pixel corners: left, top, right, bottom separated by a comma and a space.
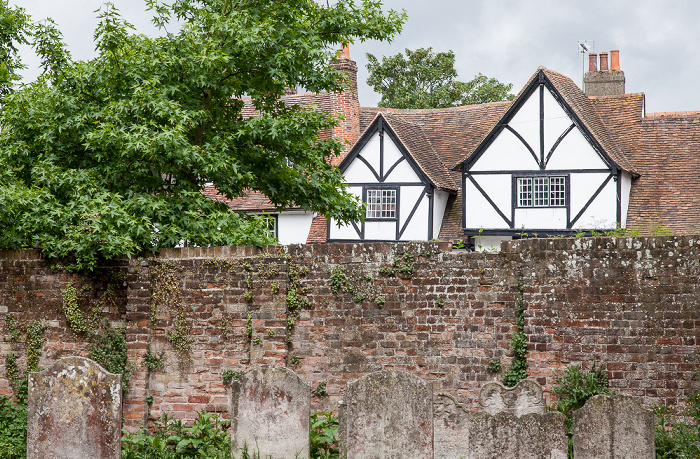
340, 370, 433, 459
433, 393, 472, 459
27, 356, 122, 459
478, 379, 545, 417
572, 394, 655, 459
469, 410, 568, 459
230, 365, 310, 459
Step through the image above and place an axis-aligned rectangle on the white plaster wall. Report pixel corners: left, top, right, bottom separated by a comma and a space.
508, 89, 540, 152
620, 172, 632, 228
514, 207, 567, 230
543, 89, 574, 155
399, 190, 429, 241
382, 134, 404, 175
432, 189, 450, 238
546, 129, 609, 170
470, 175, 511, 218
571, 178, 617, 229
470, 129, 540, 172
569, 174, 617, 220
364, 220, 397, 240
384, 158, 421, 183
474, 235, 512, 252
328, 186, 363, 240
464, 180, 511, 229
344, 132, 380, 182
277, 213, 314, 245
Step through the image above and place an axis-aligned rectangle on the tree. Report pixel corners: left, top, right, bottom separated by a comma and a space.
366, 47, 514, 109
0, 0, 405, 270
0, 0, 29, 98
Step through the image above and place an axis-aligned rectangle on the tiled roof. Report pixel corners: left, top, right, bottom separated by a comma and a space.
541, 67, 637, 175
203, 185, 277, 212
625, 112, 700, 234
359, 113, 457, 191
360, 103, 509, 171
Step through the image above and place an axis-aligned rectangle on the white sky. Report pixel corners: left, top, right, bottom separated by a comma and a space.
14, 0, 700, 114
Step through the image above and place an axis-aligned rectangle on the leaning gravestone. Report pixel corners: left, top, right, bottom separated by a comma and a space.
572, 394, 655, 459
433, 393, 472, 459
478, 379, 545, 417
340, 370, 433, 459
27, 356, 122, 459
230, 365, 310, 459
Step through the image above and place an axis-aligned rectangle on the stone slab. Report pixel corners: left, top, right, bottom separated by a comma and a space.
230, 365, 310, 459
27, 356, 122, 459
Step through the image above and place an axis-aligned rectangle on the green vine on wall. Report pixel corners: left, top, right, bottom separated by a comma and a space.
62, 282, 88, 335
380, 247, 415, 277
150, 260, 192, 373
502, 281, 528, 387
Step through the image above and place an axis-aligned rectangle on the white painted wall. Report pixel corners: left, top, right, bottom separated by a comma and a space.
620, 172, 632, 228
364, 221, 397, 240
546, 129, 608, 170
464, 179, 511, 229
571, 178, 617, 230
514, 207, 567, 230
432, 189, 449, 238
329, 186, 362, 240
470, 129, 540, 172
277, 213, 315, 245
474, 235, 512, 252
399, 189, 429, 240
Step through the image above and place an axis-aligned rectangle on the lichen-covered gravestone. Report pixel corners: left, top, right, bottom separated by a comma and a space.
27, 356, 122, 459
572, 394, 655, 459
340, 370, 433, 459
230, 365, 310, 459
433, 393, 472, 459
469, 411, 568, 459
478, 379, 545, 417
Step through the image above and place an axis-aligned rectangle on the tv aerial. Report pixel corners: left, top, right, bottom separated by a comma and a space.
578, 40, 595, 88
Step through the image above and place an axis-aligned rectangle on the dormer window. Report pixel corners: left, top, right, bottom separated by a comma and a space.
366, 188, 397, 219
517, 176, 566, 207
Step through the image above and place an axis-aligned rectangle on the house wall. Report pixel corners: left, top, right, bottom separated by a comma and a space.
1, 237, 698, 429
277, 212, 315, 245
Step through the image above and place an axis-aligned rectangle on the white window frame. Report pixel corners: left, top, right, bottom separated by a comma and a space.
365, 188, 397, 220
517, 176, 567, 208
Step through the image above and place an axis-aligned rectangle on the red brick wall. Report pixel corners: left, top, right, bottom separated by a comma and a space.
1, 237, 699, 428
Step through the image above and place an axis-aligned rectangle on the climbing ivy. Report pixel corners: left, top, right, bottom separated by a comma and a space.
25, 320, 45, 373
89, 326, 132, 394
62, 282, 88, 335
502, 281, 528, 387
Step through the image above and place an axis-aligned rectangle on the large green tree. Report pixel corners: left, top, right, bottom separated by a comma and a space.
366, 47, 514, 109
0, 0, 405, 270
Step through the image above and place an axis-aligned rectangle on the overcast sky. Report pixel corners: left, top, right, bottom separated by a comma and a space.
14, 0, 700, 114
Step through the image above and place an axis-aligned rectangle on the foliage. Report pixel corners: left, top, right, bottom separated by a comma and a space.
329, 266, 348, 294
366, 47, 514, 109
122, 411, 231, 459
0, 0, 29, 99
487, 359, 502, 373
142, 343, 165, 371
221, 369, 242, 386
89, 326, 132, 394
0, 0, 405, 271
62, 282, 87, 335
502, 283, 528, 387
312, 381, 328, 397
655, 391, 700, 458
379, 248, 414, 276
0, 385, 27, 459
310, 407, 340, 459
24, 320, 45, 373
550, 360, 614, 457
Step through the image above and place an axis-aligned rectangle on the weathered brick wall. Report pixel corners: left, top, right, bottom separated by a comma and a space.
1, 237, 699, 428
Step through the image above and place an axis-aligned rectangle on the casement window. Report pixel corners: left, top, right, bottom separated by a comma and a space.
517, 176, 566, 207
366, 188, 397, 219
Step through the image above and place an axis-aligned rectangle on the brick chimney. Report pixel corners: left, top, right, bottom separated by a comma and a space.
584, 50, 626, 96
329, 44, 360, 164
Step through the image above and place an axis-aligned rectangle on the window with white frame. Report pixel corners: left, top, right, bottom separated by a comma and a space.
366, 189, 397, 219
517, 176, 566, 207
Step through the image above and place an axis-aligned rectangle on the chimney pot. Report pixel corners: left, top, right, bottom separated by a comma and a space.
589, 52, 598, 72
341, 44, 350, 59
610, 50, 620, 71
600, 52, 609, 71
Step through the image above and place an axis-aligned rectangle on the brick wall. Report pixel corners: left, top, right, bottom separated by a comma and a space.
1, 237, 699, 428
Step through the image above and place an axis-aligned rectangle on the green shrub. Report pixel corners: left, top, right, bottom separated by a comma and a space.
550, 360, 614, 458
655, 391, 700, 458
309, 407, 339, 459
0, 379, 28, 459
122, 411, 231, 459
